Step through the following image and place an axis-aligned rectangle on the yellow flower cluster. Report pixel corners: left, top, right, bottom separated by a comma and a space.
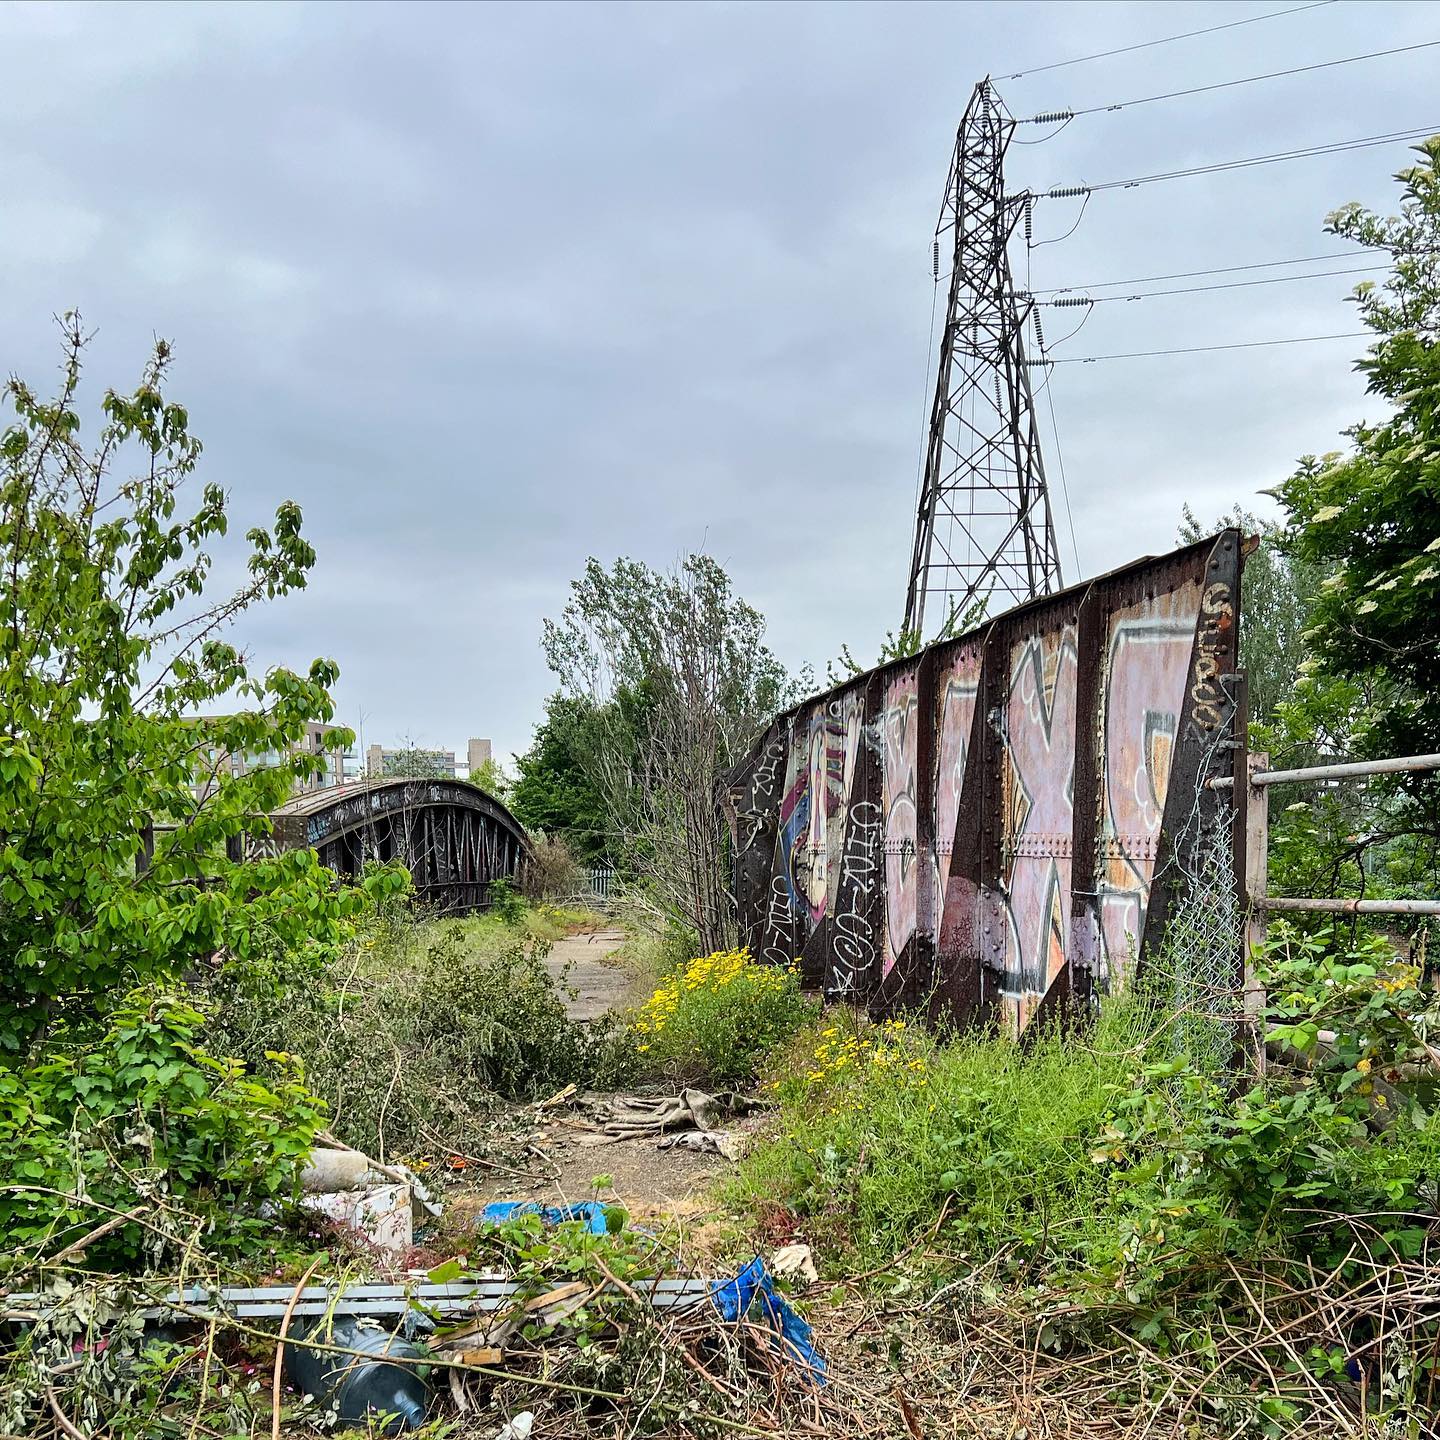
633, 947, 796, 1052
801, 1019, 927, 1086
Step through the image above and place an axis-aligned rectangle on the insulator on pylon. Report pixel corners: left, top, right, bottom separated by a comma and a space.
1024, 196, 1033, 245
1047, 184, 1090, 199
933, 241, 940, 279
1051, 296, 1093, 309
1033, 309, 1046, 349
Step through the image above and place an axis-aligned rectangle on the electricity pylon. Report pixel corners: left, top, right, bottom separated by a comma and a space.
903, 79, 1063, 637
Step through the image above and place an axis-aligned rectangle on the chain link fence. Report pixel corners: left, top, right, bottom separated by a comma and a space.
1146, 703, 1245, 1072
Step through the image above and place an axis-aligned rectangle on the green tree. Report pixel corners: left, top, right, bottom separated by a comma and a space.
0, 319, 389, 1054
1269, 140, 1440, 909
510, 695, 611, 863
380, 743, 452, 780
1277, 140, 1440, 769
469, 753, 513, 800
542, 555, 794, 949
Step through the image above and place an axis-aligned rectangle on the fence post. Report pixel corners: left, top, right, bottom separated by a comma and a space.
1242, 749, 1270, 1079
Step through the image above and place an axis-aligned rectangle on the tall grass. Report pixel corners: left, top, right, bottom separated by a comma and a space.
733, 993, 1159, 1267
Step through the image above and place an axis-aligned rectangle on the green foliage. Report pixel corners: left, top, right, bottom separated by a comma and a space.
736, 997, 1151, 1266
469, 753, 512, 799
511, 694, 613, 863
1256, 144, 1440, 920
210, 910, 639, 1160
0, 320, 388, 1054
0, 990, 324, 1270
632, 948, 815, 1086
1277, 139, 1440, 771
487, 875, 527, 923
380, 743, 452, 779
1088, 929, 1439, 1315
542, 555, 797, 949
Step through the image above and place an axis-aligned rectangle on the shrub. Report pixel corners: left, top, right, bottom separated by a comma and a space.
486, 876, 528, 924
0, 991, 324, 1270
210, 914, 640, 1161
523, 832, 585, 900
632, 948, 814, 1086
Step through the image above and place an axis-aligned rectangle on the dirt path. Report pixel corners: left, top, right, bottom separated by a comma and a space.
543, 927, 642, 1021
453, 928, 734, 1220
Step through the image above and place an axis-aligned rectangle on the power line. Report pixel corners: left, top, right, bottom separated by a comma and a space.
1024, 40, 1440, 122
1029, 331, 1371, 365
1000, 1, 1336, 80
1037, 126, 1440, 199
1042, 374, 1082, 576
1034, 263, 1385, 307
1030, 249, 1392, 293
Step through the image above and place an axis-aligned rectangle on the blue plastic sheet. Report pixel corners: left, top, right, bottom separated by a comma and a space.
710, 1256, 826, 1383
479, 1201, 613, 1235
479, 1208, 825, 1383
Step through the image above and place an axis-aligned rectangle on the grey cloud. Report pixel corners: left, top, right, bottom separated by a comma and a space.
2, 0, 1435, 759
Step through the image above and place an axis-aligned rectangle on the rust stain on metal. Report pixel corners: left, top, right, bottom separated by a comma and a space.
721, 531, 1246, 1030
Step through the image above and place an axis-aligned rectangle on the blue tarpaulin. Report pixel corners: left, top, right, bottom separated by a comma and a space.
710, 1256, 826, 1383
479, 1201, 614, 1235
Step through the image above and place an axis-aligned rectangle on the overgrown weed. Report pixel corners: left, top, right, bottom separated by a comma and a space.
632, 948, 815, 1086
731, 926, 1440, 1432
735, 991, 1156, 1267
208, 903, 638, 1162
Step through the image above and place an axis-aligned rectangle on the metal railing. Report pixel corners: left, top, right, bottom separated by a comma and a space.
1214, 751, 1440, 1074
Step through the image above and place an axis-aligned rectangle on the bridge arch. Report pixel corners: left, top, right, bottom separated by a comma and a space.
267, 779, 531, 914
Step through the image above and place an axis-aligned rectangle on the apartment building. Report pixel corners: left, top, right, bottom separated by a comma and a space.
193, 721, 358, 801
365, 737, 493, 781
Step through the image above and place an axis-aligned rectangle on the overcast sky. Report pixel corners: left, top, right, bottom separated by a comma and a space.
3, 1, 1436, 763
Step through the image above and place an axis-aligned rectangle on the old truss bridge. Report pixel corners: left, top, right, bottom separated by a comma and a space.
264, 778, 531, 914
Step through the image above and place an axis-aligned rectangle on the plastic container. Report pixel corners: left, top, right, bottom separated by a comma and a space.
284, 1315, 430, 1434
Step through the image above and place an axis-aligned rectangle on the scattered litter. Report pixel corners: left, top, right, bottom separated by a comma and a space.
657, 1128, 745, 1160
771, 1242, 819, 1284
296, 1134, 444, 1250
493, 1413, 534, 1440
711, 1256, 826, 1383
311, 1131, 444, 1218
302, 1182, 414, 1253
284, 1313, 431, 1434
478, 1200, 615, 1235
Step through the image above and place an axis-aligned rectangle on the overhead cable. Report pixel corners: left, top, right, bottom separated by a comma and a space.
1027, 331, 1371, 365
1021, 39, 1440, 122
1032, 263, 1386, 307
1035, 126, 1440, 199
1000, 1, 1335, 80
1030, 249, 1392, 292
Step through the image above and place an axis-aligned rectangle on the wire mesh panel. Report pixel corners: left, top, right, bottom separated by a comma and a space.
1147, 712, 1245, 1069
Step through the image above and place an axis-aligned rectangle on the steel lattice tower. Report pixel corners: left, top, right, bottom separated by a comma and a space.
903, 80, 1063, 636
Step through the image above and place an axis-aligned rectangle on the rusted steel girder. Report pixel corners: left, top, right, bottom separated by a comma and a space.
263, 778, 532, 916
721, 530, 1245, 1032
